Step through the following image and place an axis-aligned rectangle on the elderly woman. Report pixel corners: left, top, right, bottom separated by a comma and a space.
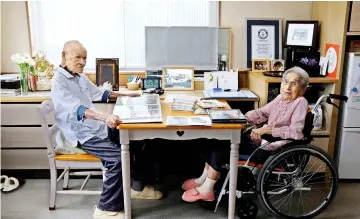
182, 66, 310, 202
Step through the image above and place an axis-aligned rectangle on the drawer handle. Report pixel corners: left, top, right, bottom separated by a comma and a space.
176, 131, 185, 137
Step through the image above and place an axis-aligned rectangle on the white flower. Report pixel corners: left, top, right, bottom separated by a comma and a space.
25, 57, 35, 66
10, 54, 22, 64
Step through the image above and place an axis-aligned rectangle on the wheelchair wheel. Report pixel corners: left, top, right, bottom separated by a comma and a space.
236, 198, 258, 219
256, 145, 338, 219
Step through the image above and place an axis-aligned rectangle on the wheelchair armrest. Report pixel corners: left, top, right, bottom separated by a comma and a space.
261, 134, 294, 143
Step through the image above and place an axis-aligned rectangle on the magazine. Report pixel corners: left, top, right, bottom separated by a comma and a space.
113, 94, 163, 123
208, 109, 246, 123
166, 116, 212, 126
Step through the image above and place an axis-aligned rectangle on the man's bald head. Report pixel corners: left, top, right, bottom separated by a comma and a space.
61, 40, 87, 73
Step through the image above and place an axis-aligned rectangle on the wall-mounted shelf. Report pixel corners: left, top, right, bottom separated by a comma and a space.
347, 31, 360, 36
248, 72, 339, 83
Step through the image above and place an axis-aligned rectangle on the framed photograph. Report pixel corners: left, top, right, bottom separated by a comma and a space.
245, 18, 282, 69
162, 67, 194, 90
284, 20, 319, 49
96, 58, 119, 91
252, 59, 270, 72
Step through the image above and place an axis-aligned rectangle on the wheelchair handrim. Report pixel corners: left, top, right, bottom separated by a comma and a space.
258, 147, 338, 218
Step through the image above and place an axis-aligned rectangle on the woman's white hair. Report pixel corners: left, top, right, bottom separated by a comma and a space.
282, 66, 309, 89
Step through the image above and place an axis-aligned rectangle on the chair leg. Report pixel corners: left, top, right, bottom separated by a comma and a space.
214, 170, 230, 213
49, 159, 57, 210
63, 168, 70, 190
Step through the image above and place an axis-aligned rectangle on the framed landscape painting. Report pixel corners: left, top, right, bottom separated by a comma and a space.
162, 67, 194, 90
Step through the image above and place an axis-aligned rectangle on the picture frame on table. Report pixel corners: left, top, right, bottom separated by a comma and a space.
162, 67, 194, 90
96, 58, 119, 91
245, 18, 282, 69
252, 59, 270, 72
284, 20, 319, 49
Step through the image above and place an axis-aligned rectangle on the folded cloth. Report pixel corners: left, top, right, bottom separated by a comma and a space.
55, 129, 86, 155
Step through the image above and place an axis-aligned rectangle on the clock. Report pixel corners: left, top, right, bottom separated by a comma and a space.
141, 77, 162, 90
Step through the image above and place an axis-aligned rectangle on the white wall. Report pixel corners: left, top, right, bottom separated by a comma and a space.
0, 1, 313, 72
1, 1, 31, 73
221, 1, 312, 69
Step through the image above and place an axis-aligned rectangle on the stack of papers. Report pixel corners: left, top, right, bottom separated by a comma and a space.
202, 90, 257, 99
113, 94, 163, 123
197, 99, 226, 109
166, 116, 212, 126
171, 96, 201, 111
1, 89, 20, 96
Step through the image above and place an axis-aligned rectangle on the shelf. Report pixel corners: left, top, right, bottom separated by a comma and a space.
249, 72, 339, 83
347, 31, 360, 36
311, 129, 330, 136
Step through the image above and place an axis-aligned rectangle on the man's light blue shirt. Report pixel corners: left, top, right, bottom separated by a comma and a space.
51, 67, 111, 146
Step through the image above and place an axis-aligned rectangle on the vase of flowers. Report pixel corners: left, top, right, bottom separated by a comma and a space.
10, 53, 36, 95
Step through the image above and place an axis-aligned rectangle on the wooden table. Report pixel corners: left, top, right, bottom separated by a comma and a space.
116, 101, 245, 219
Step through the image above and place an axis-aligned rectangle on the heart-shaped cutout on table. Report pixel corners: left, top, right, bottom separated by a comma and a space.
176, 131, 185, 137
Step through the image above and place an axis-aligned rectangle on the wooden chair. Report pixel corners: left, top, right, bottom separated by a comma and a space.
37, 100, 103, 210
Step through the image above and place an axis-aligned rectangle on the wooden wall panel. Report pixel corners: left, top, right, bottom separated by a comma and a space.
312, 2, 350, 157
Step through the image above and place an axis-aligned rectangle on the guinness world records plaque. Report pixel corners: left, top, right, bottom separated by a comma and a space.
245, 18, 282, 69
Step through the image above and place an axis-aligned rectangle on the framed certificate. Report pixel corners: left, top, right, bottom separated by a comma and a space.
284, 20, 319, 49
245, 18, 282, 69
96, 58, 119, 91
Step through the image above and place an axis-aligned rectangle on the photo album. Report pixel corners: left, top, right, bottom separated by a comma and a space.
208, 109, 246, 123
166, 116, 212, 127
113, 94, 163, 123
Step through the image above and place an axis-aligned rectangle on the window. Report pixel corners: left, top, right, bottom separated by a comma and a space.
27, 1, 219, 72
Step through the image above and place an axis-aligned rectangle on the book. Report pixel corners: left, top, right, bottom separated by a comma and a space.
208, 109, 246, 123
166, 116, 212, 126
194, 108, 209, 115
197, 99, 226, 109
171, 96, 200, 111
113, 94, 163, 123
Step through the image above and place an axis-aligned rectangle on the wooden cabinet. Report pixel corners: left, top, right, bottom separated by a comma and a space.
0, 102, 115, 169
349, 1, 360, 32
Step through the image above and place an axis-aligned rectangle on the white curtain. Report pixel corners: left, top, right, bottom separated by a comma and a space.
27, 1, 218, 72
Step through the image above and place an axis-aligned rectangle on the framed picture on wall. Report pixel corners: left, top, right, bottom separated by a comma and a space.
244, 18, 282, 69
96, 58, 119, 91
284, 20, 319, 49
162, 67, 194, 90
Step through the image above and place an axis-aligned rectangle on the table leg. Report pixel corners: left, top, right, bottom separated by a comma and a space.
120, 130, 131, 219
228, 130, 240, 219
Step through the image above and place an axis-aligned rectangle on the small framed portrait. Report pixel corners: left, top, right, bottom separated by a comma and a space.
96, 58, 119, 91
252, 59, 270, 72
162, 67, 194, 90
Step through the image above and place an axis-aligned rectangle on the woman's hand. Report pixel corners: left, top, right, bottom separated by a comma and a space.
250, 127, 272, 143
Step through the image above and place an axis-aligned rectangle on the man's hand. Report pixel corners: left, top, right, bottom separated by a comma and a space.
126, 91, 141, 97
250, 127, 272, 143
103, 115, 122, 128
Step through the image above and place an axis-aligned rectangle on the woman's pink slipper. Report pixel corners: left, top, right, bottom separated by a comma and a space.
181, 179, 201, 191
182, 188, 215, 202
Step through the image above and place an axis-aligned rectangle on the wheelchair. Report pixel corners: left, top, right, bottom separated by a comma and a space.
201, 94, 348, 219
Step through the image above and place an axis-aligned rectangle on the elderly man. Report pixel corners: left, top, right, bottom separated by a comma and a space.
51, 40, 162, 219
